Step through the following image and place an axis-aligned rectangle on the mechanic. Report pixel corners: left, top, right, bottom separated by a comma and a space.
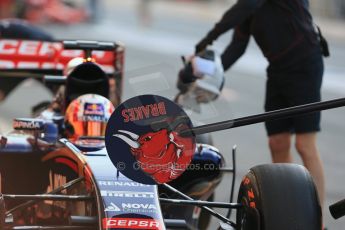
194, 0, 328, 216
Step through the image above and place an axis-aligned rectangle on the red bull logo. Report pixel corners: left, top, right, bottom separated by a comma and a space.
84, 103, 104, 116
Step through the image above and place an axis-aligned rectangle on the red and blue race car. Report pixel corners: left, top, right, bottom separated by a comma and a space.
0, 38, 343, 230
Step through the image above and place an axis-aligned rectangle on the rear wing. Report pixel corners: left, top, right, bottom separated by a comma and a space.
0, 39, 125, 75
0, 39, 125, 102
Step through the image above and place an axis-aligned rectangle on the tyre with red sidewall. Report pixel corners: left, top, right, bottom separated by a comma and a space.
236, 163, 322, 230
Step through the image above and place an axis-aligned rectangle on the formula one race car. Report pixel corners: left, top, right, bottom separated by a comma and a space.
0, 38, 344, 230
0, 39, 225, 230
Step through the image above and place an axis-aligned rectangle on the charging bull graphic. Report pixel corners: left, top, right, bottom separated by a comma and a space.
113, 121, 195, 184
105, 94, 196, 184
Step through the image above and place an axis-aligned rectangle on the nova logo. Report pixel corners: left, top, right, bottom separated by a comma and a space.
122, 203, 157, 210
104, 202, 120, 212
104, 203, 157, 212
100, 190, 154, 198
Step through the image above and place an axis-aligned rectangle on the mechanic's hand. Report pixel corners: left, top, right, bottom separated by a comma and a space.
177, 63, 196, 93
195, 37, 212, 54
180, 63, 197, 83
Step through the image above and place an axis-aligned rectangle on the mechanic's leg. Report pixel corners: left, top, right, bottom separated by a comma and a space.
268, 132, 293, 163
295, 132, 325, 210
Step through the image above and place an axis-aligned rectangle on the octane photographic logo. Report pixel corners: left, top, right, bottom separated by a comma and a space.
105, 95, 196, 184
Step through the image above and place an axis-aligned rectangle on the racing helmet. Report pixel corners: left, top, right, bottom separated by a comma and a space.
65, 94, 114, 139
177, 49, 224, 104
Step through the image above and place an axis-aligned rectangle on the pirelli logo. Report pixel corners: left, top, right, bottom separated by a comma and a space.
103, 218, 161, 229
100, 190, 154, 198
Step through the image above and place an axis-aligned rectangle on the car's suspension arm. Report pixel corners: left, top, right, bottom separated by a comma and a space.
3, 194, 92, 201
5, 177, 84, 216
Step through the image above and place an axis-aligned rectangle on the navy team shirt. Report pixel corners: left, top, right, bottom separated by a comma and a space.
206, 0, 322, 72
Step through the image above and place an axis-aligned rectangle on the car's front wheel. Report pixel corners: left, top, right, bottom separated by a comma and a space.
236, 163, 322, 230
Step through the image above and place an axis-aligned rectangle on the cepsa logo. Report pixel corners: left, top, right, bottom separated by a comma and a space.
0, 40, 60, 56
0, 39, 113, 72
103, 218, 161, 229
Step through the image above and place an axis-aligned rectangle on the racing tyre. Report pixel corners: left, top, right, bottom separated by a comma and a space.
236, 163, 322, 230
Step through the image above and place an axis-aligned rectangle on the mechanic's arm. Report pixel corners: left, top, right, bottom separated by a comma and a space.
221, 22, 250, 71
196, 0, 263, 53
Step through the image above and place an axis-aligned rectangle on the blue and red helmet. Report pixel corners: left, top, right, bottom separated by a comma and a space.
65, 94, 114, 139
